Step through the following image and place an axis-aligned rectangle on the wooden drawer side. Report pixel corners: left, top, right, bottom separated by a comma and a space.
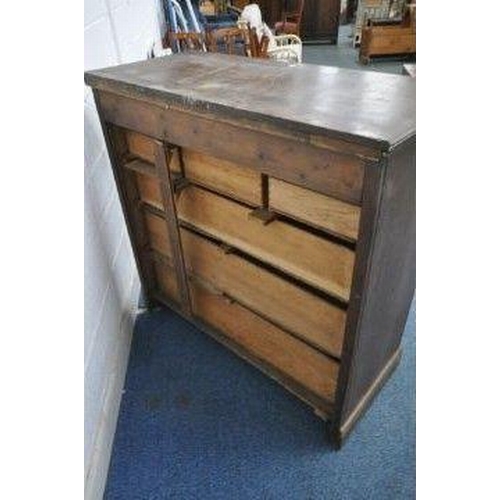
176, 186, 355, 302
269, 178, 361, 241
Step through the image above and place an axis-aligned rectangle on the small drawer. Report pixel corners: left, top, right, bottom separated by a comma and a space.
143, 211, 172, 257
176, 186, 355, 302
125, 129, 182, 173
183, 149, 261, 205
189, 279, 339, 402
181, 228, 346, 357
153, 257, 179, 304
126, 130, 156, 163
269, 178, 361, 241
135, 171, 163, 210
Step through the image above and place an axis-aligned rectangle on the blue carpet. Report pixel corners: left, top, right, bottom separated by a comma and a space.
104, 299, 415, 499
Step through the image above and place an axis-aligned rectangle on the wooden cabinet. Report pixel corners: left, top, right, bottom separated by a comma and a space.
302, 0, 341, 42
359, 4, 416, 63
85, 53, 415, 448
258, 0, 341, 43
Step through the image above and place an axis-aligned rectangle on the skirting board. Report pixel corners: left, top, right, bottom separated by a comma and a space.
84, 277, 140, 500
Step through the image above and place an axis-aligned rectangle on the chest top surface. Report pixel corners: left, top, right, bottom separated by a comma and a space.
85, 53, 416, 151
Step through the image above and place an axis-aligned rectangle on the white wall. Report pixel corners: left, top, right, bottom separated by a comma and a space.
84, 1, 165, 498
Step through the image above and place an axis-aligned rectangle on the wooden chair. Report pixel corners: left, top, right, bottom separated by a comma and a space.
248, 26, 270, 58
165, 31, 206, 53
206, 26, 253, 56
274, 0, 305, 37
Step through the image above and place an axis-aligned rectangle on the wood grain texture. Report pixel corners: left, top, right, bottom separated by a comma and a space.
136, 171, 163, 210
183, 149, 261, 205
336, 137, 415, 438
93, 114, 157, 306
132, 148, 262, 207
88, 63, 417, 447
189, 279, 339, 401
269, 178, 361, 241
97, 91, 366, 204
153, 141, 192, 316
144, 211, 172, 257
126, 130, 156, 163
153, 257, 179, 303
150, 272, 335, 415
176, 186, 355, 302
85, 54, 416, 150
125, 129, 181, 173
180, 228, 346, 357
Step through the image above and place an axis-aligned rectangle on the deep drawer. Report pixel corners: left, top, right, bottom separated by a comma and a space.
189, 278, 339, 402
181, 228, 346, 357
176, 186, 355, 302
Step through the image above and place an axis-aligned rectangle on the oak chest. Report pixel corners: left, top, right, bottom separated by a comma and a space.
85, 54, 416, 448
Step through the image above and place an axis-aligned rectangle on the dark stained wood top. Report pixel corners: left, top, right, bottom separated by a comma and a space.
85, 53, 415, 150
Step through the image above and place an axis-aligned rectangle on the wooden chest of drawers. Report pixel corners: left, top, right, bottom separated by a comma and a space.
85, 54, 416, 448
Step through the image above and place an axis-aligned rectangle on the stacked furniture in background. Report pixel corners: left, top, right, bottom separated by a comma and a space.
165, 4, 302, 62
359, 2, 415, 63
353, 0, 408, 47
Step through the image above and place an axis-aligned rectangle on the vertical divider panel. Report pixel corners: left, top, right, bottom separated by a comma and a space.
153, 141, 193, 316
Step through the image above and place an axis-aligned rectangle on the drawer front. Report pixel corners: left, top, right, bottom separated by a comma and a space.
269, 178, 361, 241
99, 91, 365, 204
176, 185, 355, 302
181, 228, 346, 357
189, 279, 339, 401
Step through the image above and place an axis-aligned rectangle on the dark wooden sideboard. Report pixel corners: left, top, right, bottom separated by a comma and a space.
85, 54, 416, 448
258, 0, 341, 43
